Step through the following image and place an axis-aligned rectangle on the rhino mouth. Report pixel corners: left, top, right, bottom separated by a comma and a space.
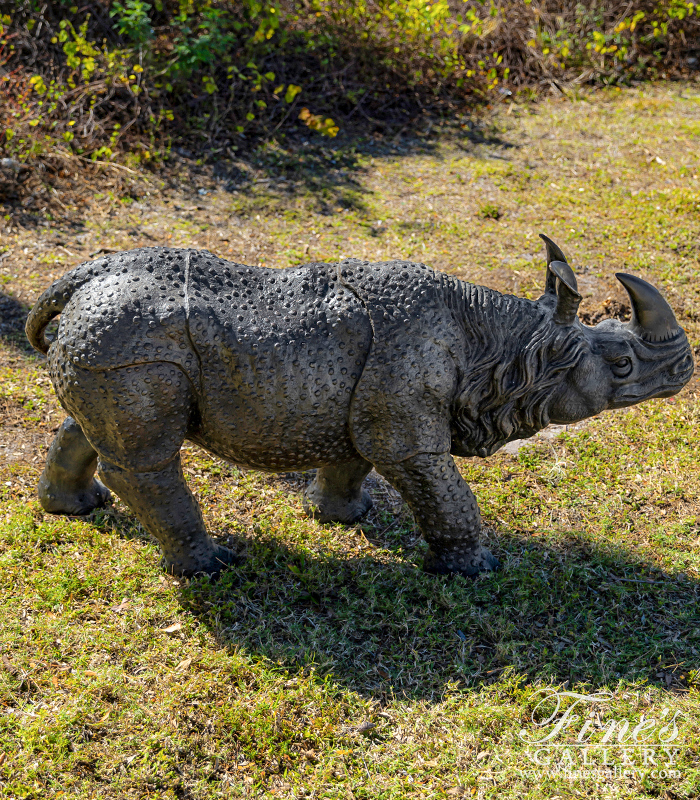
612, 385, 686, 405
611, 368, 695, 406
611, 347, 695, 407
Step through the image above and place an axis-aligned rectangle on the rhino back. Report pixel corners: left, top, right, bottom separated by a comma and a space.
186, 253, 373, 470
52, 248, 199, 387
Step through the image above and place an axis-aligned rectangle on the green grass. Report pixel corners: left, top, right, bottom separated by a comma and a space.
2, 83, 700, 798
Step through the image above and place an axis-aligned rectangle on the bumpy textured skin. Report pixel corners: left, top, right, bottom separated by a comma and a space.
26, 246, 694, 578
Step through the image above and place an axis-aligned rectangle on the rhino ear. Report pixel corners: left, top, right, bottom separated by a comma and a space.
550, 260, 582, 325
540, 233, 570, 295
539, 234, 582, 324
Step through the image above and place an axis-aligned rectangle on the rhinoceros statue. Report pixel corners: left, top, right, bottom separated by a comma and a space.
26, 235, 694, 578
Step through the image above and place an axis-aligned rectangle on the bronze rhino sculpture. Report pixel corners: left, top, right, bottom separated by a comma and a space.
25, 235, 694, 578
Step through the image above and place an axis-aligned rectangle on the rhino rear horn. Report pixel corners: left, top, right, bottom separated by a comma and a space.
616, 273, 682, 343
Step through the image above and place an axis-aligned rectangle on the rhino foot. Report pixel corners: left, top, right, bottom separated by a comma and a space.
303, 487, 373, 524
163, 544, 241, 580
302, 460, 374, 524
423, 544, 500, 578
39, 475, 112, 516
39, 416, 112, 516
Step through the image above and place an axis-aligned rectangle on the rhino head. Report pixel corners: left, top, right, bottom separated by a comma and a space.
538, 234, 695, 424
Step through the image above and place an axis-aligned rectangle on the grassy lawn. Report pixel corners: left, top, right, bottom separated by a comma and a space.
1, 83, 700, 798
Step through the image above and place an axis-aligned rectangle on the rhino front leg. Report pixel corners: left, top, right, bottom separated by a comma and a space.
39, 416, 111, 516
99, 455, 238, 578
302, 456, 373, 523
375, 452, 499, 577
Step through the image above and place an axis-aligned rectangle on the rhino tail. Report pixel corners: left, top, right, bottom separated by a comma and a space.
25, 264, 95, 354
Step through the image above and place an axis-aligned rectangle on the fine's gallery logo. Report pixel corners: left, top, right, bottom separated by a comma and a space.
517, 689, 685, 779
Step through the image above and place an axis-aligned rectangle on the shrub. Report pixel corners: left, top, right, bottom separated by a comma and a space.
0, 1, 698, 166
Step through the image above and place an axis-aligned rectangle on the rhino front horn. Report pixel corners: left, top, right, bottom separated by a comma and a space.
616, 273, 682, 343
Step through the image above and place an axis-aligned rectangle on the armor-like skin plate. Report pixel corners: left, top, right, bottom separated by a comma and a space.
26, 243, 694, 578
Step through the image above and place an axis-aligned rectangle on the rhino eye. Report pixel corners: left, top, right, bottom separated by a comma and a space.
611, 356, 633, 378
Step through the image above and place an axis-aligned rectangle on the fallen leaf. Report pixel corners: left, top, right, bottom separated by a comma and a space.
175, 657, 192, 672
112, 598, 130, 613
161, 622, 182, 633
477, 750, 489, 760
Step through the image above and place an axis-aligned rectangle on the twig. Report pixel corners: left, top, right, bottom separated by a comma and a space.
269, 98, 300, 136
76, 156, 144, 177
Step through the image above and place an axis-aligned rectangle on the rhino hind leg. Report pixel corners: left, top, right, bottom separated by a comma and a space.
51, 359, 238, 578
99, 455, 239, 578
39, 416, 111, 516
374, 452, 500, 577
303, 457, 373, 524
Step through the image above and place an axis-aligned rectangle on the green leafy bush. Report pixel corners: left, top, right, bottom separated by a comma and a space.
110, 0, 154, 44
0, 1, 698, 165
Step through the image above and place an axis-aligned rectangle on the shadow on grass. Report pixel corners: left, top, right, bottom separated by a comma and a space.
170, 118, 518, 217
176, 509, 700, 702
0, 291, 36, 359
2, 115, 516, 232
